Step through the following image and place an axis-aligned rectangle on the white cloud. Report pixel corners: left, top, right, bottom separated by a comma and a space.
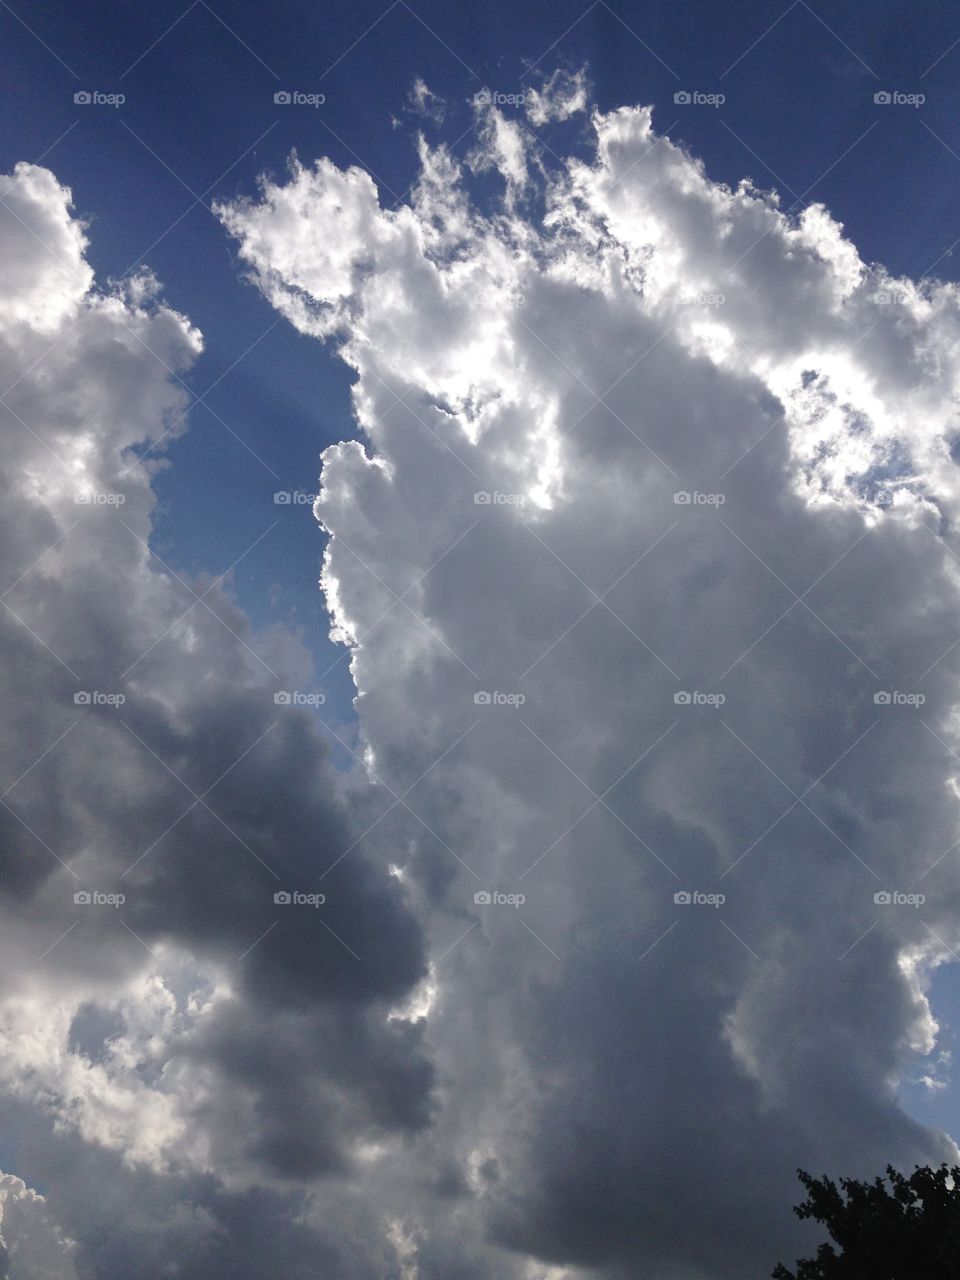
524, 68, 590, 126
406, 78, 446, 124
220, 99, 960, 1278
469, 102, 529, 194
215, 158, 401, 338
0, 1172, 79, 1280
0, 163, 92, 333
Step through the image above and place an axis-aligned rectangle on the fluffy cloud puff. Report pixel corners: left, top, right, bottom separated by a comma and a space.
218, 91, 960, 1279
0, 163, 436, 1277
0, 1173, 79, 1280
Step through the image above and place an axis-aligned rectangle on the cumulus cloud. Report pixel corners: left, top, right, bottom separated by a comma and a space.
0, 1173, 79, 1280
218, 98, 960, 1279
0, 163, 435, 1275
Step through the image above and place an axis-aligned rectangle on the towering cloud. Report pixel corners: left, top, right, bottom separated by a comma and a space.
217, 89, 960, 1278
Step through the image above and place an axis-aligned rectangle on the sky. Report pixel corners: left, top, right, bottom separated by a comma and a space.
2, 2, 960, 1277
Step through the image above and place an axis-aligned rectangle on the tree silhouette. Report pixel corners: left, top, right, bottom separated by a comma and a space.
772, 1164, 960, 1278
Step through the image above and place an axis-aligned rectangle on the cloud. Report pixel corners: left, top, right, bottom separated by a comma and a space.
468, 98, 529, 195
0, 164, 92, 333
0, 1172, 79, 1280
524, 68, 590, 126
219, 98, 960, 1278
0, 163, 434, 1275
406, 78, 446, 125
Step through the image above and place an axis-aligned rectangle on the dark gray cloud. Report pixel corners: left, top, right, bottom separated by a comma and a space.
0, 162, 434, 1277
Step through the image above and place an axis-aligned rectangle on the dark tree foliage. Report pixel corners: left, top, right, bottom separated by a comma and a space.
772, 1164, 960, 1279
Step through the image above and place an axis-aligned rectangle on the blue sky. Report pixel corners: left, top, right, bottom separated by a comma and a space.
4, 4, 960, 1275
